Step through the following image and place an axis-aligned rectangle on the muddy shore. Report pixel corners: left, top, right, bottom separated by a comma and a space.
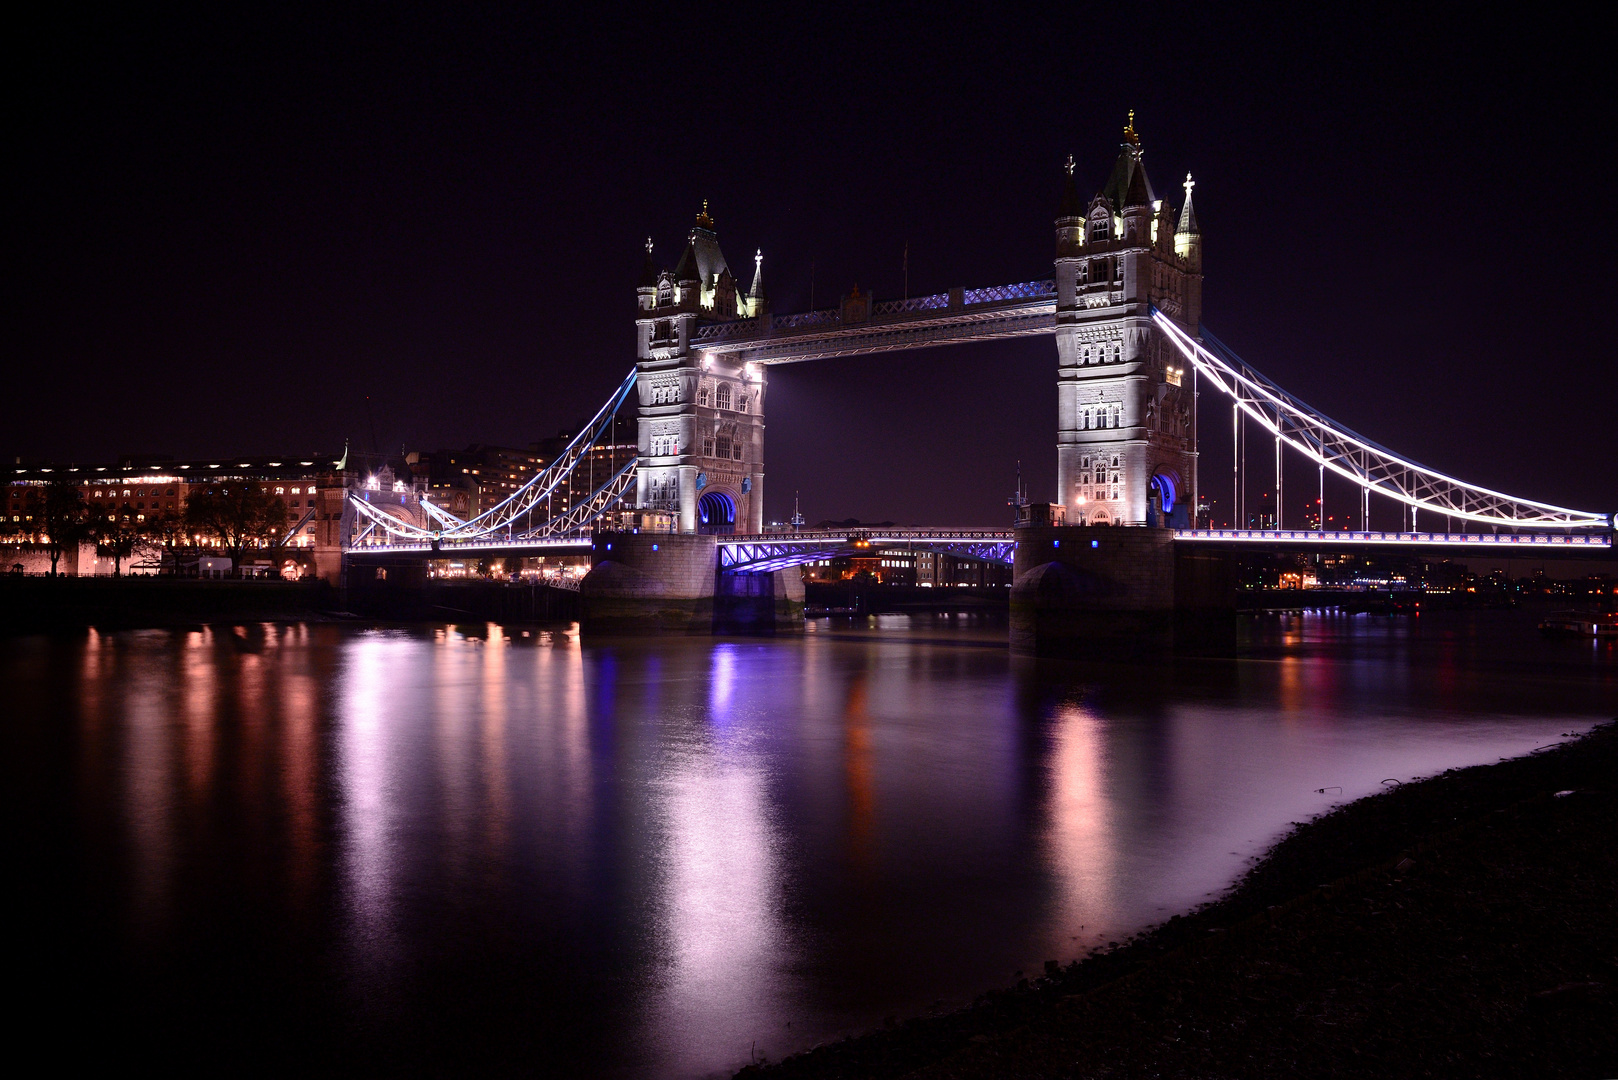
741, 719, 1618, 1079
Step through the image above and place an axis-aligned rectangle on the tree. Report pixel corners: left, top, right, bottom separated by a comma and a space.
184, 483, 286, 575
89, 499, 154, 577
143, 509, 190, 571
34, 479, 93, 577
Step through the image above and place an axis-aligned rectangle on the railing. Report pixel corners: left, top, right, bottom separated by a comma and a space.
691, 319, 758, 343
872, 292, 950, 315
1175, 529, 1613, 548
772, 309, 841, 330
962, 280, 1056, 304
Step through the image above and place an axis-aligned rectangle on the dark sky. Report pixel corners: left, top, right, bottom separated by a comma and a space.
12, 5, 1616, 527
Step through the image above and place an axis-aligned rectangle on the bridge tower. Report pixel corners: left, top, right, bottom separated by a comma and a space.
634, 205, 768, 535
1054, 116, 1201, 527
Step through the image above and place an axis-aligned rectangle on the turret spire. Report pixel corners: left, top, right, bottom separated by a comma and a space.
749, 249, 765, 299
1057, 153, 1083, 219
1176, 173, 1200, 236
638, 238, 658, 288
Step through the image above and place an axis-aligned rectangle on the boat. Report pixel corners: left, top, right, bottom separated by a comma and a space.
1538, 610, 1618, 638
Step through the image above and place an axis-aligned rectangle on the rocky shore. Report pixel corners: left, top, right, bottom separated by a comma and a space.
741, 719, 1618, 1079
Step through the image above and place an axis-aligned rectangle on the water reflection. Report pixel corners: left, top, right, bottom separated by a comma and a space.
2, 612, 1612, 1077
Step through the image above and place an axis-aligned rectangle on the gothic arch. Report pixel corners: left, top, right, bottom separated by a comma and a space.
697, 488, 737, 535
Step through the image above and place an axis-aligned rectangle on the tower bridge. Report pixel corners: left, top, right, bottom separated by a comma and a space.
346, 117, 1612, 643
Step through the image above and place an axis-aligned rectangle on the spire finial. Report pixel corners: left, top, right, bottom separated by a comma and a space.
1065, 154, 1074, 177
1124, 109, 1139, 146
695, 200, 714, 229
645, 237, 653, 255
1183, 172, 1195, 199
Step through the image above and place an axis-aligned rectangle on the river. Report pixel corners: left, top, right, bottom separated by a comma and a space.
3, 610, 1612, 1076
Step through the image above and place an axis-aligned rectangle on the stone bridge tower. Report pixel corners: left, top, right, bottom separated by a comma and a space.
634, 205, 768, 534
1054, 116, 1202, 527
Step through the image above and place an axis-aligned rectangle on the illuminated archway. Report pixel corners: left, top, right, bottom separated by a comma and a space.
1149, 466, 1186, 527
697, 490, 737, 535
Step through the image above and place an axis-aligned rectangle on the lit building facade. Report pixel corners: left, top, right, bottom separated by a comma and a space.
634, 206, 768, 535
3, 453, 352, 577
1054, 117, 1202, 527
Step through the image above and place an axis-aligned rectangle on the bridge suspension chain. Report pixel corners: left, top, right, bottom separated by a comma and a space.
1153, 312, 1610, 530
347, 367, 641, 545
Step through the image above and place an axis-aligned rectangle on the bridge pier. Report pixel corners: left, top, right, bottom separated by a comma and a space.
578, 532, 803, 635
1011, 526, 1236, 656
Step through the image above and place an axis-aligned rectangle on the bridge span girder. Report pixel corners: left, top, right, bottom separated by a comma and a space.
718, 530, 1016, 575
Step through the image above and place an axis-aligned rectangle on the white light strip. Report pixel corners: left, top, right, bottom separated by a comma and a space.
1174, 529, 1611, 549
1152, 313, 1610, 529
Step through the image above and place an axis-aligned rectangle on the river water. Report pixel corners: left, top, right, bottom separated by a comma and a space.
3, 611, 1613, 1076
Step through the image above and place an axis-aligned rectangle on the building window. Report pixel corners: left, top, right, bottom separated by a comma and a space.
716, 383, 732, 410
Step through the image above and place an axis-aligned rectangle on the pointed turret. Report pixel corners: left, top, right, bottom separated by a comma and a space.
1175, 172, 1202, 311
638, 238, 658, 288
748, 249, 767, 304
1103, 110, 1156, 213
637, 238, 659, 311
1175, 172, 1200, 237
1055, 154, 1084, 257
674, 239, 700, 283
1057, 154, 1084, 220
1122, 157, 1152, 209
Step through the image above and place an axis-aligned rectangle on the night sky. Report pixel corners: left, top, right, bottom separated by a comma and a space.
13, 6, 1616, 527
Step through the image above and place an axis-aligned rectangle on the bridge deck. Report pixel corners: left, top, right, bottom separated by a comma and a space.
346, 528, 1610, 564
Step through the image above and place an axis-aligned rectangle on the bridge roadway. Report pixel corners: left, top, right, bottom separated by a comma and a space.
345, 527, 1611, 573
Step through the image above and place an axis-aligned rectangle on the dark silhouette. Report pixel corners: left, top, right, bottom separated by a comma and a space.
183, 482, 285, 575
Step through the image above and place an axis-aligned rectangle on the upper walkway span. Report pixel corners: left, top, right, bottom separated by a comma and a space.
690, 281, 1059, 365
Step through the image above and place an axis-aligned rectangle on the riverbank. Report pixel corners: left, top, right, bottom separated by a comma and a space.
741, 719, 1618, 1079
0, 575, 582, 631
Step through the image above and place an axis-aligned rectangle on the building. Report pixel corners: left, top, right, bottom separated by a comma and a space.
3, 452, 352, 578
633, 206, 768, 534
412, 444, 543, 523
1054, 115, 1201, 527
528, 437, 636, 520
914, 551, 1013, 587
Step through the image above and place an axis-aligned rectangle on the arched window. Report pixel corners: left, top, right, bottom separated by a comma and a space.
716, 383, 732, 410
698, 383, 712, 407
737, 393, 748, 413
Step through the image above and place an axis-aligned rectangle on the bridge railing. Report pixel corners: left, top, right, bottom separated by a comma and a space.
872, 292, 951, 316
1175, 528, 1612, 548
962, 280, 1055, 304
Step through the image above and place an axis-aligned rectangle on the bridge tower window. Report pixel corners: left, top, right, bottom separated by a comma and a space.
698, 383, 712, 407
716, 383, 732, 410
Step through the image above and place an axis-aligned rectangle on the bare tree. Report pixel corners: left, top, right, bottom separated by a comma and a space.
33, 479, 92, 577
184, 483, 285, 575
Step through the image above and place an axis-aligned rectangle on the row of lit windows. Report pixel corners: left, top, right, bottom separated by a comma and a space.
697, 383, 749, 412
